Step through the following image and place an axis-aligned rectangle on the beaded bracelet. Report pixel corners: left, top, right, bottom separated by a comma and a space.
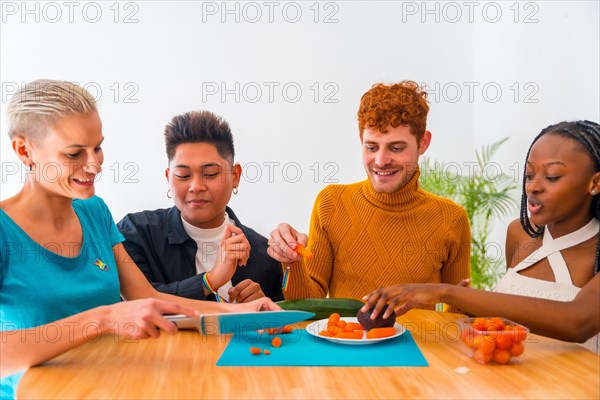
203, 273, 227, 303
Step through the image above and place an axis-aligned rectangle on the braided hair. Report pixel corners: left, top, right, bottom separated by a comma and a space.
519, 120, 600, 274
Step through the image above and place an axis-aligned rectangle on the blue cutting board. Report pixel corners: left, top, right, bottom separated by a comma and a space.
217, 329, 428, 367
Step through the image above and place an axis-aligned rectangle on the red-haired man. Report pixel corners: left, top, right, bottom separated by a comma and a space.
268, 81, 471, 308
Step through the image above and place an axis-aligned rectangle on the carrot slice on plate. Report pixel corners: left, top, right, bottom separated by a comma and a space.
366, 327, 396, 339
333, 331, 363, 340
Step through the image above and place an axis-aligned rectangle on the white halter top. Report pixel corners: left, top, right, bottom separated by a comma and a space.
495, 218, 599, 354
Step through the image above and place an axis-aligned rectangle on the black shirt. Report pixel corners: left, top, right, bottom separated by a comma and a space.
117, 206, 283, 301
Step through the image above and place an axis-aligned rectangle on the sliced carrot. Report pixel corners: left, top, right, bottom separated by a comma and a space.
250, 347, 261, 355
366, 327, 396, 339
263, 349, 271, 355
345, 322, 365, 331
319, 330, 333, 337
264, 325, 294, 335
272, 336, 282, 348
337, 319, 347, 329
333, 331, 363, 340
328, 313, 341, 325
295, 243, 314, 260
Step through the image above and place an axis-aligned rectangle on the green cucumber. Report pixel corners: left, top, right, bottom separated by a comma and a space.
277, 298, 365, 320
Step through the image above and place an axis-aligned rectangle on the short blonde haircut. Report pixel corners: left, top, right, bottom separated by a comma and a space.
7, 79, 97, 142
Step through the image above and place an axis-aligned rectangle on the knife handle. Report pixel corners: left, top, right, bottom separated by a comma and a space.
164, 314, 200, 331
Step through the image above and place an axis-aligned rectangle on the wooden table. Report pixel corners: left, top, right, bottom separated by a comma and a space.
18, 309, 599, 399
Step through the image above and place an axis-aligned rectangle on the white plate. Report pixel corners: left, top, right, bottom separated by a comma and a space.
305, 317, 405, 345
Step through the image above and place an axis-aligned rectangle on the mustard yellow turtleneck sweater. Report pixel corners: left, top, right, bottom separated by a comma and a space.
284, 169, 471, 302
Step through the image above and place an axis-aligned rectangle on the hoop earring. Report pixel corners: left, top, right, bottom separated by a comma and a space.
167, 189, 173, 199
233, 187, 238, 195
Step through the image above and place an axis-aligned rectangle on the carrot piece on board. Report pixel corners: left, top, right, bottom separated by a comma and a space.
366, 327, 396, 339
295, 243, 314, 260
264, 325, 293, 335
272, 336, 282, 348
250, 347, 261, 355
263, 349, 271, 355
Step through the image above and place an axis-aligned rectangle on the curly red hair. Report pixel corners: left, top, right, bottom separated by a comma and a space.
357, 81, 429, 141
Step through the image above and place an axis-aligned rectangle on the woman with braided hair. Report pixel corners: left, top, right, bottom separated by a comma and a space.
362, 120, 600, 353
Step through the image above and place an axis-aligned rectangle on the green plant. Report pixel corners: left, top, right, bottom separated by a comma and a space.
419, 138, 518, 290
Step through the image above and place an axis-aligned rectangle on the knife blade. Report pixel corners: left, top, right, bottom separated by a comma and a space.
165, 310, 314, 334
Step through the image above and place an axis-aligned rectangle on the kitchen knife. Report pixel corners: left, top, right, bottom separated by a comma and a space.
165, 310, 314, 334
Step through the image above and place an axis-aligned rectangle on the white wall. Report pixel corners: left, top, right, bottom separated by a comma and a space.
2, 1, 599, 251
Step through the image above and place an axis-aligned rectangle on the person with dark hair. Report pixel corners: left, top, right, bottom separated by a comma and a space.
267, 81, 471, 307
118, 111, 283, 303
362, 120, 600, 353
